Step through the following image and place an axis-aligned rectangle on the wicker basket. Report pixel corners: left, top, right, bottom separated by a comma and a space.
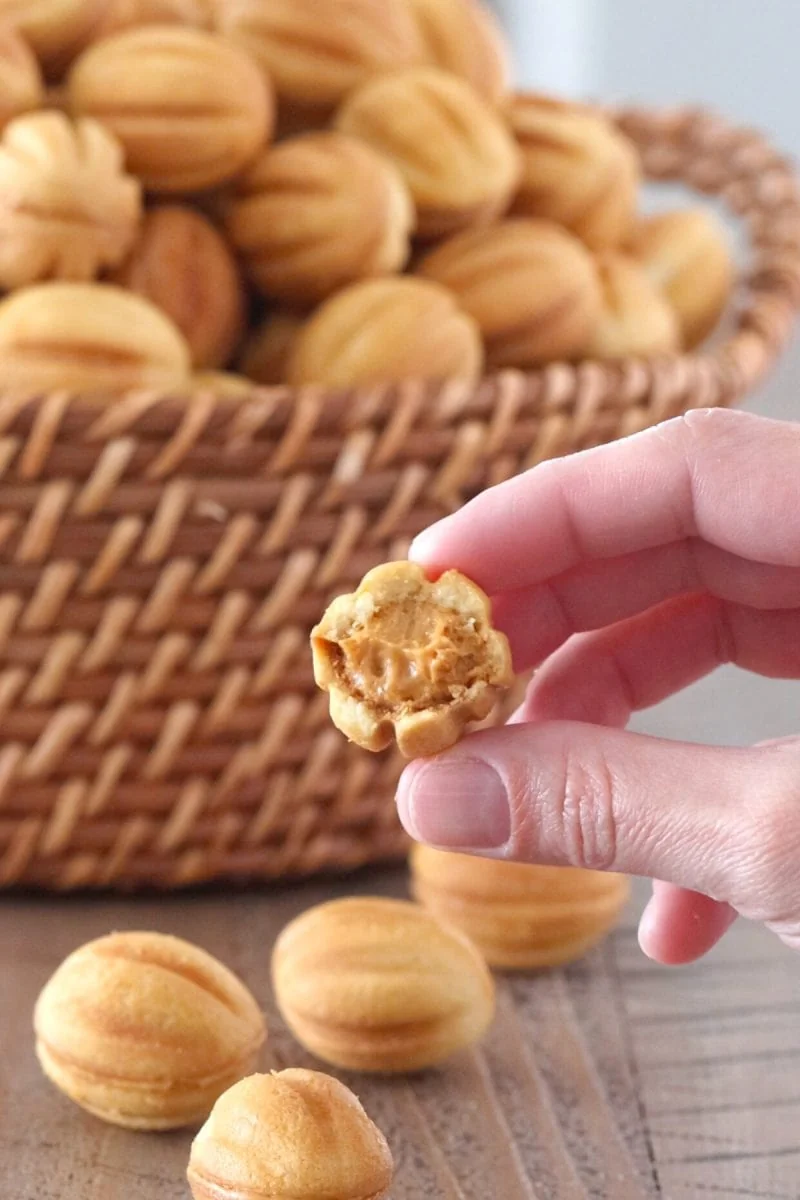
1, 105, 799, 891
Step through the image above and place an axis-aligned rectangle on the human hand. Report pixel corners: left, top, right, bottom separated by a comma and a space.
396, 408, 800, 965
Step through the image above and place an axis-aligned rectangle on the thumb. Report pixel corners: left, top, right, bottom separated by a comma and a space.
396, 721, 800, 918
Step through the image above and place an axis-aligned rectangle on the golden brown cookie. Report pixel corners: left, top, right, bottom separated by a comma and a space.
272, 897, 495, 1071
240, 311, 305, 385
188, 1070, 394, 1200
336, 67, 521, 239
35, 931, 266, 1130
586, 253, 680, 359
508, 92, 640, 250
111, 205, 246, 370
628, 207, 734, 347
311, 561, 512, 758
0, 0, 102, 75
0, 110, 141, 288
212, 0, 423, 114
224, 132, 414, 305
68, 26, 273, 192
0, 282, 192, 393
411, 846, 632, 969
90, 0, 209, 40
0, 25, 44, 130
288, 276, 483, 389
192, 370, 253, 396
418, 218, 602, 367
409, 0, 510, 105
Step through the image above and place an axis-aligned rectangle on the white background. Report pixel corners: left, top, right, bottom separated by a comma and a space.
493, 0, 800, 746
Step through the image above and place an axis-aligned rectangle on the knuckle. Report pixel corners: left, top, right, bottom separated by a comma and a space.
676, 406, 757, 444
751, 775, 800, 872
524, 742, 621, 872
677, 407, 738, 437
663, 407, 748, 462
730, 749, 800, 921
773, 925, 800, 954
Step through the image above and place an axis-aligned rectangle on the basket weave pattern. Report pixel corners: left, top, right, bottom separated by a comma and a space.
1, 107, 799, 890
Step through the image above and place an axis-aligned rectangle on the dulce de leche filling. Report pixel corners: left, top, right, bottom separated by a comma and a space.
330, 599, 485, 714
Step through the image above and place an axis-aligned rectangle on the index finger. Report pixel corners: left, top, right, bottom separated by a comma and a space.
410, 409, 800, 594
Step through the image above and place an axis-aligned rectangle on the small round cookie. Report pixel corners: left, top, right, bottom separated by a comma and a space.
91, 0, 209, 39
272, 898, 495, 1070
192, 371, 254, 397
68, 26, 273, 193
0, 111, 141, 288
411, 846, 632, 969
213, 0, 423, 113
508, 92, 640, 250
35, 931, 266, 1130
288, 277, 484, 389
586, 254, 680, 359
0, 0, 102, 75
188, 1071, 394, 1200
418, 218, 602, 367
311, 561, 513, 758
336, 67, 521, 239
409, 0, 511, 105
225, 132, 414, 305
628, 207, 735, 348
0, 25, 44, 131
0, 282, 192, 393
112, 205, 246, 370
240, 311, 305, 386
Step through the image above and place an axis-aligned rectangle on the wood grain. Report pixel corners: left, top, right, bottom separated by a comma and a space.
1, 872, 798, 1199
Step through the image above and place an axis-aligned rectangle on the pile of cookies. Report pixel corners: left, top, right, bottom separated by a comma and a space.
0, 0, 734, 396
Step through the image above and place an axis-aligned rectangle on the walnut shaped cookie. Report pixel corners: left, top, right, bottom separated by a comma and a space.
311, 562, 513, 758
0, 111, 141, 288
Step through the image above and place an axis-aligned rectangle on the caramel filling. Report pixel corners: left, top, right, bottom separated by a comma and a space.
331, 600, 485, 713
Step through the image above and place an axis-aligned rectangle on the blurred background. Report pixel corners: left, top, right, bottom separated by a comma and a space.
493, 0, 800, 746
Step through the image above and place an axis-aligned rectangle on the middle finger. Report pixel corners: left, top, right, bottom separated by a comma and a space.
493, 538, 800, 671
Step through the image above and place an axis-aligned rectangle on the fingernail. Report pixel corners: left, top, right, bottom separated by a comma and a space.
397, 759, 511, 849
637, 896, 658, 958
408, 528, 436, 561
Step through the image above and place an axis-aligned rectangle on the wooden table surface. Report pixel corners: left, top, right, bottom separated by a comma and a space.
2, 870, 799, 1200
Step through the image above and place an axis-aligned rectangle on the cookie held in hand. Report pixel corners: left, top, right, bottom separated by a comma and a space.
311, 561, 513, 758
